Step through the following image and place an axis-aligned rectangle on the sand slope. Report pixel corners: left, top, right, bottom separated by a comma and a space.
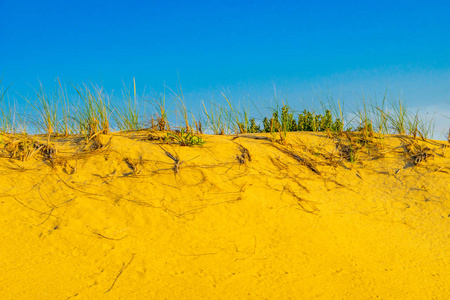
0, 132, 449, 299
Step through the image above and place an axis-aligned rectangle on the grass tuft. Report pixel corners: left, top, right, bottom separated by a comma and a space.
149, 86, 170, 131
71, 83, 111, 138
114, 78, 141, 131
202, 97, 228, 135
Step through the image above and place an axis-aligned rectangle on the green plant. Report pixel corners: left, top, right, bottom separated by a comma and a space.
338, 141, 361, 166
56, 78, 74, 136
0, 99, 16, 133
260, 102, 296, 143
316, 87, 346, 133
0, 78, 12, 116
352, 92, 375, 140
165, 129, 205, 146
191, 109, 204, 134
296, 109, 342, 133
297, 110, 312, 131
114, 78, 141, 131
373, 91, 389, 139
177, 92, 191, 133
280, 104, 297, 132
386, 95, 408, 135
202, 98, 229, 135
238, 116, 260, 133
149, 86, 170, 131
263, 111, 280, 133
23, 81, 58, 135
173, 78, 192, 133
235, 100, 251, 134
277, 104, 297, 143
71, 83, 111, 138
417, 113, 436, 140
407, 110, 421, 140
222, 92, 242, 134
348, 144, 360, 165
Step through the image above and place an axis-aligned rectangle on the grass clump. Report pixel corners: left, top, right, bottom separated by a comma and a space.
1, 79, 28, 134
72, 83, 111, 138
380, 95, 436, 141
202, 98, 228, 135
56, 78, 74, 136
386, 96, 408, 135
0, 78, 15, 133
26, 81, 59, 135
171, 78, 194, 133
316, 88, 346, 134
114, 78, 141, 131
149, 88, 170, 131
0, 100, 19, 134
338, 142, 361, 166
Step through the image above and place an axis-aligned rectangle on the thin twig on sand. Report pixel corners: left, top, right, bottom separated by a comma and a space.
105, 253, 136, 293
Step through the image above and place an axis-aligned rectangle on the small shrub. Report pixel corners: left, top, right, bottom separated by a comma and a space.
165, 129, 205, 146
297, 109, 342, 132
280, 105, 297, 132
237, 118, 260, 133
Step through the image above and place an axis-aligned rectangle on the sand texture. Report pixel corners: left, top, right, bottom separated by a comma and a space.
0, 132, 449, 299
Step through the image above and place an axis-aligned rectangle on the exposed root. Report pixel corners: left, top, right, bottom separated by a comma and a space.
273, 144, 321, 175
269, 156, 288, 170
277, 184, 318, 214
87, 225, 128, 241
232, 134, 272, 141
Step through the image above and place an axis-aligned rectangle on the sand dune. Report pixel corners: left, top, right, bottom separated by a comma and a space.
0, 132, 449, 299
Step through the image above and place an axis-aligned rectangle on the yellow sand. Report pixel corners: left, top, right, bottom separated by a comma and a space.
0, 132, 449, 299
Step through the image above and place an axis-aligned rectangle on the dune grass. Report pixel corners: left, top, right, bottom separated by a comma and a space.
169, 79, 193, 134
0, 78, 444, 147
25, 81, 59, 135
202, 97, 228, 135
0, 78, 21, 134
0, 99, 16, 134
71, 83, 111, 138
316, 87, 346, 133
149, 86, 170, 132
56, 78, 74, 136
113, 78, 141, 131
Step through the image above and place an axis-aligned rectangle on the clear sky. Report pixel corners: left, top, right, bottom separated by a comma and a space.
0, 0, 449, 137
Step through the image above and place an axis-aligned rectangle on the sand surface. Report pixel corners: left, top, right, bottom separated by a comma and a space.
0, 132, 449, 299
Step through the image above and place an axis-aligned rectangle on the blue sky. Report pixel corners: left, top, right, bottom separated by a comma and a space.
0, 0, 449, 137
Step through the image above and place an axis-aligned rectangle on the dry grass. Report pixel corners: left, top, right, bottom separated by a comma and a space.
236, 145, 251, 164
